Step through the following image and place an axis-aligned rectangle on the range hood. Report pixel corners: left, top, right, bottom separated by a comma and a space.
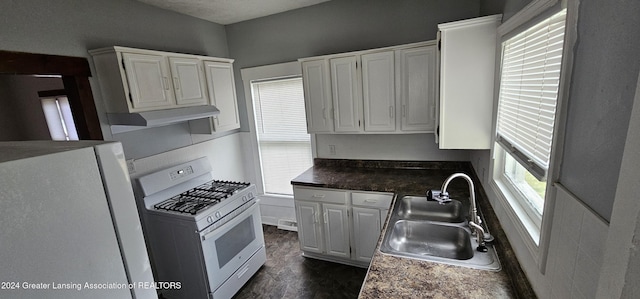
107, 105, 220, 127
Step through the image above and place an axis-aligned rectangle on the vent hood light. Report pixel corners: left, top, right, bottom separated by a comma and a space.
107, 105, 220, 127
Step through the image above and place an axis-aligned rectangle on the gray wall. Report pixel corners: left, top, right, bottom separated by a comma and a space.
0, 0, 229, 158
0, 0, 228, 58
498, 0, 640, 221
0, 75, 64, 141
225, 0, 483, 132
476, 0, 639, 222
559, 0, 640, 221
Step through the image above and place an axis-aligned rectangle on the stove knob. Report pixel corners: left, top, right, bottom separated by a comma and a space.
207, 216, 213, 223
242, 195, 247, 202
215, 211, 221, 219
248, 192, 254, 199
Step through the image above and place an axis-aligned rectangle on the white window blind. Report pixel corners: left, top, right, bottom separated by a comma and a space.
496, 9, 567, 180
252, 77, 312, 195
41, 96, 79, 141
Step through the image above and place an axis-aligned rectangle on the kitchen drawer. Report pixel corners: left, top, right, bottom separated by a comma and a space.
351, 192, 393, 208
294, 186, 348, 204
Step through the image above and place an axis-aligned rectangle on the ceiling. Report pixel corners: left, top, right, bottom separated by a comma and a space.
136, 0, 331, 25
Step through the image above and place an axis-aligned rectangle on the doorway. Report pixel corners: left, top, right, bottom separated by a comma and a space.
0, 50, 102, 140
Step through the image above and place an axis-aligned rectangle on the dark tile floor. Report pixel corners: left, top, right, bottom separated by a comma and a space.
233, 225, 368, 299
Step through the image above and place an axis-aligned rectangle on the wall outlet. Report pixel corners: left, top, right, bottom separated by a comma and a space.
329, 145, 336, 155
126, 159, 136, 174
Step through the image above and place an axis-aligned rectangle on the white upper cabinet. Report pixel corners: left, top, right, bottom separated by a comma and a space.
299, 41, 437, 135
362, 51, 396, 132
330, 56, 362, 133
397, 46, 436, 132
204, 61, 241, 132
437, 15, 502, 149
301, 60, 334, 133
168, 57, 208, 106
121, 52, 175, 110
90, 46, 238, 126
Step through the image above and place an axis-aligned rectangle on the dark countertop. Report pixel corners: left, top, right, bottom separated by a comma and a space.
291, 159, 535, 299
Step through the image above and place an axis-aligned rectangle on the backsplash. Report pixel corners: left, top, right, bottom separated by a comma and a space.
546, 185, 609, 299
314, 134, 470, 161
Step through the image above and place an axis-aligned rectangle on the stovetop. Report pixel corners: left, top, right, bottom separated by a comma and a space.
153, 180, 250, 215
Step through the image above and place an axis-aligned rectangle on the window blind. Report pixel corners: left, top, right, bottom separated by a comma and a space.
252, 77, 312, 195
496, 9, 567, 180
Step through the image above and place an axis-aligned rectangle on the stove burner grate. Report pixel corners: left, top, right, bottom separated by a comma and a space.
153, 180, 251, 215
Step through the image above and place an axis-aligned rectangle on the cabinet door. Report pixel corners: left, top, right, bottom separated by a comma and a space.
362, 51, 395, 132
302, 60, 334, 133
204, 61, 241, 132
295, 201, 323, 254
438, 15, 500, 149
330, 56, 361, 132
122, 53, 174, 110
398, 46, 436, 132
169, 57, 208, 106
352, 207, 381, 263
322, 203, 351, 258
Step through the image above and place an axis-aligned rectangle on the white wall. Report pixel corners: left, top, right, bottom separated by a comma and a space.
129, 132, 248, 182
315, 133, 470, 161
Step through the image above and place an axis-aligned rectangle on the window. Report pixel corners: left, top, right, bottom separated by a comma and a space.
41, 96, 79, 141
251, 77, 312, 195
493, 9, 567, 243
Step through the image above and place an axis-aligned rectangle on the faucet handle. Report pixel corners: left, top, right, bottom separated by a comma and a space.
427, 190, 451, 204
426, 189, 441, 201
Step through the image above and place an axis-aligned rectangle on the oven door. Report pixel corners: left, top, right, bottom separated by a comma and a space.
200, 202, 264, 292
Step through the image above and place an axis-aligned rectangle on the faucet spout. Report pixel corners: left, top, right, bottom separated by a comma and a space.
440, 173, 493, 251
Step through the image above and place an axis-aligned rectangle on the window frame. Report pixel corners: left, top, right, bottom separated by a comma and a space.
250, 76, 312, 196
240, 61, 315, 202
488, 0, 577, 273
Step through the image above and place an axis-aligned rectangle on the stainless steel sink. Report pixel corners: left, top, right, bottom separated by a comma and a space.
380, 195, 501, 271
397, 196, 466, 223
385, 220, 473, 260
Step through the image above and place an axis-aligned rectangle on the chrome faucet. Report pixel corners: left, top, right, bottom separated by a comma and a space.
434, 173, 493, 252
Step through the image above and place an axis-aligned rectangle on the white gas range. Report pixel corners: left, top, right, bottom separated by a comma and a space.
134, 157, 266, 299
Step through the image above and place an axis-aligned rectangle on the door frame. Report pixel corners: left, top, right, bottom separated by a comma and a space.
0, 50, 103, 140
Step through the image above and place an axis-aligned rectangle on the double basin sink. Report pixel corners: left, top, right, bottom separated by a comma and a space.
379, 195, 501, 271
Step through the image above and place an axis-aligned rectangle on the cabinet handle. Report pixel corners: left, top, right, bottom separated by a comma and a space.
162, 77, 170, 90
236, 265, 250, 278
324, 211, 328, 224
364, 199, 379, 203
312, 194, 326, 199
173, 77, 180, 90
389, 106, 394, 118
430, 106, 435, 118
402, 104, 406, 118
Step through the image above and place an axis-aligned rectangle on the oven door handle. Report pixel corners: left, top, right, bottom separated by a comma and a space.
201, 202, 258, 241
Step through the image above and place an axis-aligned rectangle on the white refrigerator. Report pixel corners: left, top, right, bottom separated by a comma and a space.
0, 141, 157, 299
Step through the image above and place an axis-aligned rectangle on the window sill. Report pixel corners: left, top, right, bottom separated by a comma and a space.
490, 176, 541, 263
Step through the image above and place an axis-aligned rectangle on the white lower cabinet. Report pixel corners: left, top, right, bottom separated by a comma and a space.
351, 207, 381, 262
293, 186, 392, 267
295, 201, 324, 253
322, 203, 351, 258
